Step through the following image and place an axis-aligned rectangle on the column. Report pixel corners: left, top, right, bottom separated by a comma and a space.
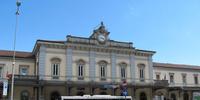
111, 52, 116, 81
66, 48, 73, 80
89, 50, 96, 80
39, 45, 46, 80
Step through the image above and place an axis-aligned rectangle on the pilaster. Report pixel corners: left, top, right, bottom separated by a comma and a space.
66, 48, 73, 80
111, 52, 116, 81
89, 50, 96, 80
39, 45, 46, 80
148, 56, 153, 82
130, 54, 136, 82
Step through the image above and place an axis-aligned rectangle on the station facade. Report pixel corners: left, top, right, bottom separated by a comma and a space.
0, 23, 200, 100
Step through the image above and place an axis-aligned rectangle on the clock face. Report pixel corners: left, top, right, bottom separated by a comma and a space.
97, 34, 106, 42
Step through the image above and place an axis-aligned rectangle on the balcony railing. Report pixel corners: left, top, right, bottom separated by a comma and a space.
154, 80, 169, 87
169, 82, 200, 87
14, 75, 38, 81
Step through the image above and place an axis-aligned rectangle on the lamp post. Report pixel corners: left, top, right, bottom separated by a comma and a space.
10, 0, 21, 100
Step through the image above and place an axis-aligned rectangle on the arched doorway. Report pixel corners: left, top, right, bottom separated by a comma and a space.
183, 92, 189, 100
157, 92, 166, 100
50, 91, 61, 100
140, 92, 147, 100
171, 93, 176, 100
21, 90, 29, 100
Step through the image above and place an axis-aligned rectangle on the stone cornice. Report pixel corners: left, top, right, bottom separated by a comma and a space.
36, 41, 154, 57
135, 49, 156, 57
67, 35, 133, 49
0, 57, 35, 62
66, 43, 134, 55
34, 38, 155, 57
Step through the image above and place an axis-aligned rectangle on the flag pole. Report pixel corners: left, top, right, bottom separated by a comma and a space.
10, 0, 21, 100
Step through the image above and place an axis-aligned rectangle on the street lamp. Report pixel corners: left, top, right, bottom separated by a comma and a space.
10, 0, 21, 100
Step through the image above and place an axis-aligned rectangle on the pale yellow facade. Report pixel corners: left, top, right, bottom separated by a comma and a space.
0, 23, 199, 100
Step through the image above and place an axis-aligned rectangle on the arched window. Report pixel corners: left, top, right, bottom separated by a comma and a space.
138, 64, 145, 81
140, 92, 147, 100
50, 91, 61, 100
183, 92, 189, 100
51, 58, 61, 79
21, 90, 29, 100
77, 59, 85, 80
171, 93, 176, 100
119, 63, 127, 80
99, 61, 107, 80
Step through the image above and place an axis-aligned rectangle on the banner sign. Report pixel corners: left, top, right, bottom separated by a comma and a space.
193, 92, 200, 100
3, 80, 8, 96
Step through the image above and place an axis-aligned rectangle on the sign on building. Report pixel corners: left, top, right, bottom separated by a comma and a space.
193, 92, 200, 100
3, 80, 8, 96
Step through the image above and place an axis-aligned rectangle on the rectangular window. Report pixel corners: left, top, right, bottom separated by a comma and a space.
194, 76, 198, 85
0, 67, 3, 78
182, 74, 187, 84
139, 68, 144, 81
78, 65, 83, 76
78, 64, 84, 80
156, 74, 160, 80
100, 65, 106, 80
140, 69, 144, 78
52, 63, 59, 79
121, 67, 126, 79
19, 66, 29, 75
169, 74, 174, 83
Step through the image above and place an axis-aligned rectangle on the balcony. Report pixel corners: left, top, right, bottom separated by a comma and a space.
154, 80, 169, 87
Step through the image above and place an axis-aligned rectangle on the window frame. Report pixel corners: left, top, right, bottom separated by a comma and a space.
52, 63, 60, 79
120, 63, 127, 80
76, 59, 85, 80
156, 74, 160, 80
78, 64, 84, 80
169, 73, 175, 84
99, 61, 107, 81
51, 57, 61, 79
194, 74, 199, 85
19, 65, 29, 76
0, 66, 3, 78
182, 73, 187, 84
138, 64, 145, 81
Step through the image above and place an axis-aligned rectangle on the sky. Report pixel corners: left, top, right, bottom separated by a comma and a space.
0, 0, 200, 65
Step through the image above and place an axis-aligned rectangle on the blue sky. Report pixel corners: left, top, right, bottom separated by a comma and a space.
1, 0, 200, 65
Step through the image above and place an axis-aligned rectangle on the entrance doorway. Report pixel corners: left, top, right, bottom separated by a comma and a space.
171, 93, 176, 100
183, 92, 189, 100
50, 91, 61, 100
140, 92, 147, 100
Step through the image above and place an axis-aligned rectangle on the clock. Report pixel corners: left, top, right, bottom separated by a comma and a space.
97, 34, 106, 42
